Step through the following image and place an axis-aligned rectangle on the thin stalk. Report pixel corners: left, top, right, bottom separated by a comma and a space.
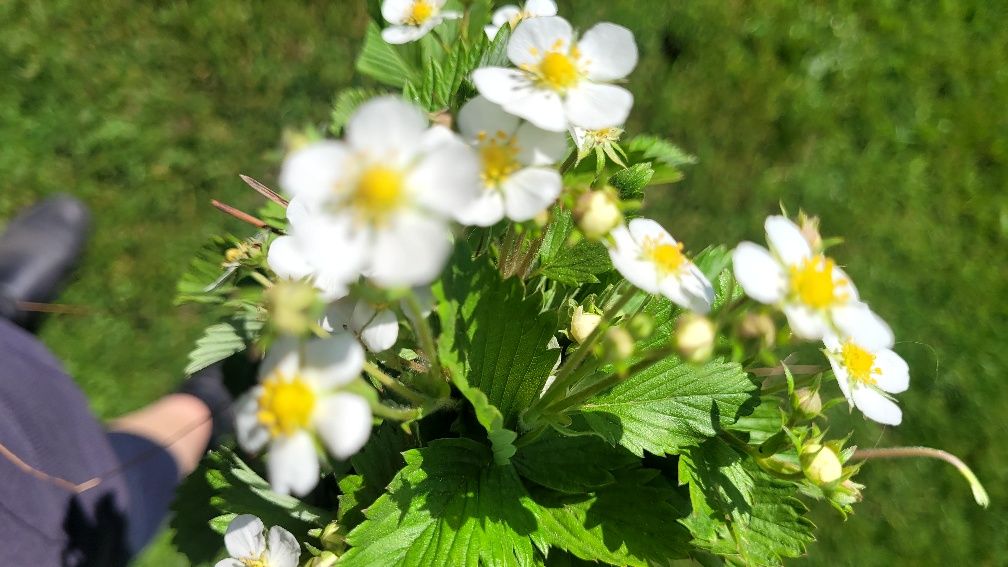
249, 271, 274, 288
370, 402, 421, 422
211, 199, 268, 228
363, 361, 427, 406
404, 291, 443, 383
852, 446, 989, 507
239, 174, 288, 207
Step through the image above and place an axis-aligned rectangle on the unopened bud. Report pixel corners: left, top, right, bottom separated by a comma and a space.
533, 209, 550, 227
798, 211, 823, 251
801, 443, 843, 485
319, 521, 345, 552
574, 191, 623, 240
675, 315, 715, 363
627, 313, 654, 339
569, 306, 602, 344
739, 313, 776, 347
794, 387, 822, 419
603, 327, 635, 361
265, 280, 322, 336
304, 552, 339, 567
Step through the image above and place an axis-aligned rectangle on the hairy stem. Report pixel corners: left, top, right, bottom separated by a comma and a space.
852, 446, 989, 507
363, 360, 427, 406
404, 291, 443, 385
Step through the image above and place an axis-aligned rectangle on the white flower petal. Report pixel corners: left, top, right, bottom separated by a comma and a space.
214, 559, 245, 567
484, 24, 503, 39
501, 167, 562, 221
234, 388, 269, 454
825, 350, 855, 406
267, 431, 320, 497
457, 189, 506, 227
832, 302, 894, 351
354, 304, 400, 352
407, 134, 481, 219
321, 298, 355, 334
563, 82, 633, 130
578, 22, 638, 81
346, 96, 427, 161
260, 337, 301, 380
381, 0, 412, 23
608, 225, 660, 294
782, 303, 828, 340
732, 242, 787, 303
472, 67, 536, 106
369, 211, 452, 287
266, 526, 301, 567
514, 122, 568, 166
458, 95, 521, 140
832, 264, 859, 302
223, 514, 265, 560
851, 385, 902, 425
381, 24, 431, 45
670, 264, 715, 313
303, 334, 365, 389
491, 5, 521, 27
764, 215, 811, 266
315, 393, 374, 460
874, 349, 910, 394
285, 196, 312, 227
267, 236, 314, 282
279, 141, 348, 204
503, 87, 567, 132
627, 217, 671, 243
525, 0, 558, 17
508, 16, 573, 68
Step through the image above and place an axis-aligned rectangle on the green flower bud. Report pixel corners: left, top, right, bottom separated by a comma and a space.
304, 551, 339, 567
794, 387, 823, 419
570, 305, 602, 344
675, 314, 715, 363
801, 443, 843, 485
739, 312, 776, 347
603, 326, 635, 362
627, 313, 654, 339
574, 190, 623, 240
265, 279, 322, 337
319, 521, 345, 552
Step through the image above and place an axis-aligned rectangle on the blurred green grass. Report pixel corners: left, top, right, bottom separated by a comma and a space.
1, 1, 1005, 565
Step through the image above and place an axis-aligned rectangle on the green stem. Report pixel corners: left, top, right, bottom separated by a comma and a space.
363, 361, 427, 406
249, 271, 273, 288
558, 150, 578, 175
404, 291, 443, 384
852, 446, 989, 508
370, 402, 421, 422
719, 431, 805, 481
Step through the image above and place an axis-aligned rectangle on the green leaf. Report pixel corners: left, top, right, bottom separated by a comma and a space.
578, 357, 758, 456
539, 208, 575, 265
434, 251, 559, 427
356, 21, 417, 87
338, 423, 414, 528
623, 135, 697, 185
608, 163, 654, 201
175, 234, 241, 306
529, 468, 692, 566
539, 239, 611, 285
184, 309, 264, 375
513, 431, 637, 494
679, 438, 815, 566
331, 87, 386, 134
455, 369, 519, 464
339, 439, 538, 567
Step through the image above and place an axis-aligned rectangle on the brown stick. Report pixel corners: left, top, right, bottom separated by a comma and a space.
239, 174, 288, 207
211, 199, 268, 228
14, 301, 91, 316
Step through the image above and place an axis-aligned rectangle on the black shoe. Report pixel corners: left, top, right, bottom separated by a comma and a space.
0, 195, 91, 331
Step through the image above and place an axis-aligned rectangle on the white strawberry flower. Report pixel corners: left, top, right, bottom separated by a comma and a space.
607, 218, 714, 313
216, 514, 300, 567
472, 16, 638, 132
235, 336, 372, 496
484, 0, 558, 39
279, 97, 481, 288
456, 95, 568, 226
732, 215, 893, 347
323, 297, 400, 352
823, 333, 909, 425
381, 0, 461, 44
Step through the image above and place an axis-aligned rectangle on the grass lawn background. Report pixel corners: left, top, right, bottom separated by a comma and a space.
2, 1, 1005, 564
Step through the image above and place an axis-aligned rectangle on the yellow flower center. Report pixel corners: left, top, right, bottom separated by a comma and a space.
538, 50, 580, 90
642, 237, 687, 276
407, 1, 435, 25
257, 374, 316, 437
840, 341, 879, 386
351, 166, 405, 223
789, 255, 847, 309
477, 130, 521, 186
241, 558, 267, 567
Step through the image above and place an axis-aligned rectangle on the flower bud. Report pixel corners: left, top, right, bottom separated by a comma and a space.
793, 387, 823, 419
798, 211, 823, 251
265, 279, 322, 336
304, 552, 339, 567
739, 312, 776, 347
570, 305, 602, 344
675, 314, 715, 363
319, 521, 345, 552
533, 209, 550, 227
574, 190, 623, 240
603, 326, 635, 361
627, 313, 654, 339
801, 443, 843, 485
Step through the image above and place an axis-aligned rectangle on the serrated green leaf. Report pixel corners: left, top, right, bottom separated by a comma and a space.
608, 163, 654, 201
679, 438, 815, 566
529, 468, 692, 566
513, 431, 637, 494
184, 309, 264, 375
337, 423, 414, 528
331, 87, 386, 135
539, 239, 611, 285
175, 234, 241, 305
623, 135, 697, 185
356, 21, 417, 87
578, 357, 758, 456
539, 208, 575, 265
339, 439, 538, 567
455, 370, 519, 464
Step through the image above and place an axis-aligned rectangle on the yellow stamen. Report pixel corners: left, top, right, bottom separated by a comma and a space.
257, 374, 316, 437
407, 0, 435, 25
241, 558, 267, 567
537, 50, 580, 90
350, 166, 405, 223
478, 130, 521, 186
789, 255, 847, 309
642, 237, 687, 276
840, 341, 880, 386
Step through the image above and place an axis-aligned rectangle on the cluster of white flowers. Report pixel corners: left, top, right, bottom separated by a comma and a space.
733, 216, 909, 425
